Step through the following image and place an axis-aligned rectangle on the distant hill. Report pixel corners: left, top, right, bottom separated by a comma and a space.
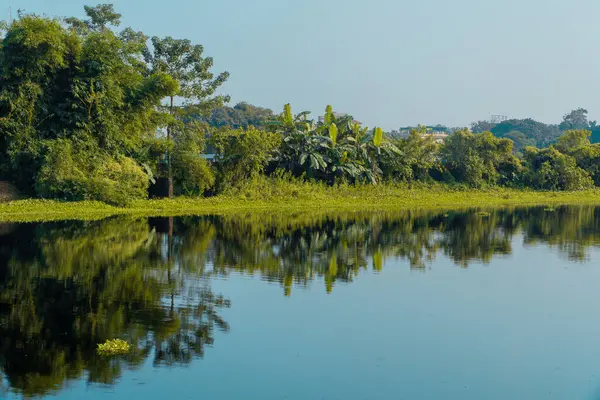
471, 108, 600, 147
200, 102, 275, 129
471, 118, 561, 148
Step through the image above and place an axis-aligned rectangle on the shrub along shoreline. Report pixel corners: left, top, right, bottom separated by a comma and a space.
2, 180, 600, 222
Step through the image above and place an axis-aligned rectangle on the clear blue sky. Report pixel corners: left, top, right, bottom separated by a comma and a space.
4, 0, 600, 129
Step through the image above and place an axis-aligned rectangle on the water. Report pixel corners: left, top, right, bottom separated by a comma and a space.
1, 207, 600, 399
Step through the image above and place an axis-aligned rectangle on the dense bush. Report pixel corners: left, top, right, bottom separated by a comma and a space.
389, 128, 440, 181
441, 130, 520, 187
522, 147, 593, 191
570, 145, 600, 185
212, 126, 282, 190
36, 140, 149, 206
170, 121, 215, 195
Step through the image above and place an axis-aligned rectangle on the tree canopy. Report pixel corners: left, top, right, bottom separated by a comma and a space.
0, 4, 227, 203
201, 102, 275, 129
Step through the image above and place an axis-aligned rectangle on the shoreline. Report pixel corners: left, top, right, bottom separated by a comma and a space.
2, 186, 600, 222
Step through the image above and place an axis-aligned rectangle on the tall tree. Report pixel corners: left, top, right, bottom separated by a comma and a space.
144, 37, 230, 197
470, 120, 497, 133
560, 108, 590, 131
0, 6, 177, 203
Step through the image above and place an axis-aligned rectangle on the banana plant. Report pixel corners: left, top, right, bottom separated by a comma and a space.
318, 105, 355, 139
373, 127, 383, 148
329, 123, 338, 146
266, 104, 313, 136
347, 126, 401, 184
278, 130, 330, 177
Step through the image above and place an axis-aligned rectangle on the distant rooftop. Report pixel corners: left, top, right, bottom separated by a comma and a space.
398, 125, 449, 133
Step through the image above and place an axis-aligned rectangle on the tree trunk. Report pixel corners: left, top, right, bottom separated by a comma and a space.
167, 96, 174, 198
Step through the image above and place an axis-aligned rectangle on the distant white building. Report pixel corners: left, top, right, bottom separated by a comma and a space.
426, 132, 449, 144
393, 126, 449, 143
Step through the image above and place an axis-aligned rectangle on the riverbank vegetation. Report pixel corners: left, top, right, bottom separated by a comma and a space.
1, 179, 600, 222
3, 5, 600, 209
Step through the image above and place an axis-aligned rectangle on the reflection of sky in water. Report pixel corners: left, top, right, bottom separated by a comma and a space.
10, 239, 599, 400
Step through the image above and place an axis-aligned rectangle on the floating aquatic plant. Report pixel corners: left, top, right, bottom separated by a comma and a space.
97, 339, 130, 356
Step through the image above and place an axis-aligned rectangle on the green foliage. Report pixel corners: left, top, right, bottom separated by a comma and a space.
555, 129, 591, 153
212, 126, 282, 190
3, 184, 600, 223
272, 105, 380, 184
490, 118, 561, 147
441, 130, 520, 187
0, 5, 229, 203
373, 127, 383, 147
560, 108, 591, 131
97, 339, 130, 356
324, 105, 333, 125
386, 128, 440, 181
523, 146, 593, 190
470, 120, 497, 133
36, 139, 149, 206
0, 7, 178, 200
144, 35, 230, 115
201, 102, 274, 129
266, 103, 312, 135
65, 4, 122, 33
3, 5, 600, 204
169, 121, 215, 195
568, 145, 600, 186
172, 151, 215, 195
329, 123, 338, 146
503, 131, 535, 153
555, 130, 600, 186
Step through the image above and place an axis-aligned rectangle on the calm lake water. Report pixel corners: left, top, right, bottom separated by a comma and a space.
2, 207, 600, 399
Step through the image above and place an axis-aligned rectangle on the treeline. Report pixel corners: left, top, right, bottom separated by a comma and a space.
2, 5, 600, 206
200, 102, 274, 130
212, 104, 600, 192
471, 107, 600, 150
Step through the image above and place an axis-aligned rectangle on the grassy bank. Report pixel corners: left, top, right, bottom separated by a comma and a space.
2, 179, 600, 222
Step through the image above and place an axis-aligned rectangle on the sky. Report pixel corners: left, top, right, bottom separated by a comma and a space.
3, 0, 600, 130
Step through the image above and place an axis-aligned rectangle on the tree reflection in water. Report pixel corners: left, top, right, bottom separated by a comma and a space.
0, 218, 229, 398
1, 205, 600, 396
